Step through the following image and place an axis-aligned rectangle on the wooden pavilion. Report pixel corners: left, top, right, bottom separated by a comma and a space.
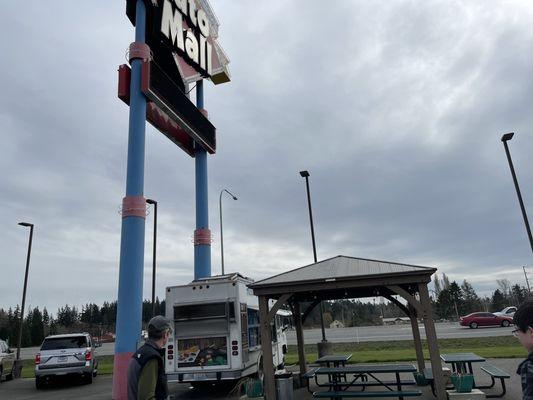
250, 255, 447, 400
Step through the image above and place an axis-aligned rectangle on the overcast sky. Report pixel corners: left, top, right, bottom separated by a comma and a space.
1, 1, 533, 314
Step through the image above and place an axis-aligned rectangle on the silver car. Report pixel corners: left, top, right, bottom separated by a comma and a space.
0, 339, 15, 382
35, 333, 99, 388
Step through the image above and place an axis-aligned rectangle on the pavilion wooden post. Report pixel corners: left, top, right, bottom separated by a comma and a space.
293, 301, 307, 377
408, 304, 425, 372
419, 284, 446, 400
259, 295, 275, 400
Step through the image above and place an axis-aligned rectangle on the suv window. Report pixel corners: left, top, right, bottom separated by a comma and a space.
41, 336, 88, 350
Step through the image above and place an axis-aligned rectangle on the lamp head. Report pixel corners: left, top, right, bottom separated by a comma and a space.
18, 222, 33, 227
299, 170, 310, 178
501, 132, 514, 142
146, 198, 156, 205
232, 196, 238, 201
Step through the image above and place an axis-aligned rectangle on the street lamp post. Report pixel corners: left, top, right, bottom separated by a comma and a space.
219, 189, 237, 276
15, 222, 34, 377
501, 132, 533, 255
299, 171, 328, 348
146, 199, 157, 317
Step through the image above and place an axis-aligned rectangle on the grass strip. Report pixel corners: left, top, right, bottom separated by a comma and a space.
285, 336, 526, 365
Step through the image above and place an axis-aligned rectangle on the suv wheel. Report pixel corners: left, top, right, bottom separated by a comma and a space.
501, 320, 510, 327
35, 376, 44, 389
84, 373, 93, 384
469, 322, 478, 329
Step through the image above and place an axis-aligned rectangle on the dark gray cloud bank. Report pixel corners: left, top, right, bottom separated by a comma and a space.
1, 1, 533, 312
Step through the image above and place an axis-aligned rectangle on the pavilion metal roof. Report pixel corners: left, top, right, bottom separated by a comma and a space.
250, 255, 436, 289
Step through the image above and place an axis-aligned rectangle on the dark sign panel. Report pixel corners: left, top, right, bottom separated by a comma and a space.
143, 61, 216, 154
119, 64, 207, 156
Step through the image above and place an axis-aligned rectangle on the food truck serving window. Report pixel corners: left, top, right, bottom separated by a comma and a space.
174, 302, 235, 321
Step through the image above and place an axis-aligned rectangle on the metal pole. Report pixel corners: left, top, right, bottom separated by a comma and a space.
219, 190, 224, 275
304, 176, 318, 263
502, 135, 533, 254
146, 200, 157, 317
194, 80, 211, 280
524, 266, 531, 293
301, 172, 326, 342
219, 189, 238, 276
17, 223, 33, 361
113, 0, 147, 397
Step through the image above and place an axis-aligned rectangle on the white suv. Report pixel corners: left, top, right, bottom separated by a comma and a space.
494, 306, 517, 317
35, 333, 99, 388
0, 339, 15, 382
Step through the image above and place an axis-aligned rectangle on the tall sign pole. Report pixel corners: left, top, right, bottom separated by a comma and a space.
113, 0, 148, 398
194, 80, 211, 279
115, 0, 230, 395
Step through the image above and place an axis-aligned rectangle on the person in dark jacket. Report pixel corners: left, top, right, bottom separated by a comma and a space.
128, 316, 171, 400
514, 300, 533, 400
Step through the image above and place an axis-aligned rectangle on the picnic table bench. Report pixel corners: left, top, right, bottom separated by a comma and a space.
479, 364, 510, 398
423, 353, 510, 398
312, 364, 421, 400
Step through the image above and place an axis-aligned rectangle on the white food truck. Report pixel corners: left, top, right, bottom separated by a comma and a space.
165, 273, 289, 385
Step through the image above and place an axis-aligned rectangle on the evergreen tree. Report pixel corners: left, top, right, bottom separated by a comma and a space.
30, 307, 44, 346
0, 309, 9, 342
491, 289, 506, 312
461, 280, 481, 314
511, 284, 529, 305
448, 281, 464, 318
436, 288, 455, 320
21, 310, 32, 347
42, 308, 50, 336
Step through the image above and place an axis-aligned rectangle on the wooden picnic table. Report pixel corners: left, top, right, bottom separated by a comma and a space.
313, 364, 420, 399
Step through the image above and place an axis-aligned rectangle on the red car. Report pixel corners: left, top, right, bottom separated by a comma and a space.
459, 312, 514, 329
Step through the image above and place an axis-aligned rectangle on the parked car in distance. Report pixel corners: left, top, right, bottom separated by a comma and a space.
460, 312, 514, 329
493, 306, 517, 317
0, 339, 15, 382
35, 333, 99, 389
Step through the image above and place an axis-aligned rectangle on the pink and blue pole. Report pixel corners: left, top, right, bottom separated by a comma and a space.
112, 0, 148, 398
194, 80, 212, 279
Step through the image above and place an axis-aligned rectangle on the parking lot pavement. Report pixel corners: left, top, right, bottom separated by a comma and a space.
0, 358, 523, 399
0, 375, 113, 400
0, 375, 239, 400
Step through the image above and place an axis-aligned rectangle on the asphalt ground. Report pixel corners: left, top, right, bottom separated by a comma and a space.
0, 358, 523, 399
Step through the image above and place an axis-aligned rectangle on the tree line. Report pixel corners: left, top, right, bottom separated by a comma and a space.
1, 276, 530, 347
0, 299, 164, 348
302, 275, 531, 328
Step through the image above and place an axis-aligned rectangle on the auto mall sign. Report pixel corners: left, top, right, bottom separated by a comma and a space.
127, 0, 230, 86
122, 0, 229, 154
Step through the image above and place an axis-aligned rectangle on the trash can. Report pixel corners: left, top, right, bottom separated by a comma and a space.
275, 372, 293, 400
